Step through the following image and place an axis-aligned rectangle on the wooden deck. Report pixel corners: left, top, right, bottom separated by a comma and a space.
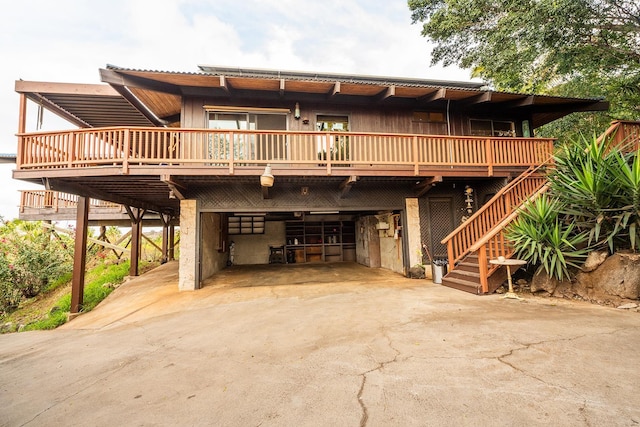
16, 127, 555, 177
19, 190, 173, 225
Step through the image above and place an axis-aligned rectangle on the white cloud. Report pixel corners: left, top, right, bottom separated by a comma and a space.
0, 0, 472, 219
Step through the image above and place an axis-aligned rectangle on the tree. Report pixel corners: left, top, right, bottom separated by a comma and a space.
409, 0, 640, 138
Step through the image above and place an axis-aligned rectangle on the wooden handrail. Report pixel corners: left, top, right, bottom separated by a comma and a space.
469, 184, 550, 292
16, 126, 555, 175
597, 120, 640, 151
440, 159, 551, 268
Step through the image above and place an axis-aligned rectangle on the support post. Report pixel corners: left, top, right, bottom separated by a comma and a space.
130, 219, 141, 277
16, 94, 27, 168
169, 224, 175, 261
125, 206, 145, 277
161, 216, 169, 263
70, 196, 89, 314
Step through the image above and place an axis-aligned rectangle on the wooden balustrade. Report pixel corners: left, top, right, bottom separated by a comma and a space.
442, 166, 549, 268
19, 190, 119, 212
598, 120, 640, 152
467, 184, 550, 292
16, 127, 555, 175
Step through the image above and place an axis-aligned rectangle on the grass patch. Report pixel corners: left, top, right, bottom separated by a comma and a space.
19, 261, 157, 331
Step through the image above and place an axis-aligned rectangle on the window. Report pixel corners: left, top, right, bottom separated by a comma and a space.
207, 111, 287, 162
316, 115, 349, 132
316, 115, 349, 164
469, 119, 516, 137
413, 111, 446, 123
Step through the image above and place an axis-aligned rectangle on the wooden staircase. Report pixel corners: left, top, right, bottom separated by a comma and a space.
439, 120, 640, 295
440, 166, 549, 294
441, 253, 483, 294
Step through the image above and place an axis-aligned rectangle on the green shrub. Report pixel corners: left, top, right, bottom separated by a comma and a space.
507, 134, 639, 281
507, 195, 589, 281
549, 135, 640, 252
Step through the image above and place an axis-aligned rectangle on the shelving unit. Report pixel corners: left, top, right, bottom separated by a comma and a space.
285, 220, 356, 263
228, 216, 265, 235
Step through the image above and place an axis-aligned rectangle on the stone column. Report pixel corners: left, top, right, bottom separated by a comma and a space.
179, 199, 200, 291
405, 198, 422, 268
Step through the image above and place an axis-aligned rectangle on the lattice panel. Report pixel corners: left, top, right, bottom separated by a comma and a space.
428, 198, 454, 259
192, 181, 412, 212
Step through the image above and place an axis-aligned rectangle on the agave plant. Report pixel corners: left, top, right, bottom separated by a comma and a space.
507, 194, 589, 281
549, 134, 640, 252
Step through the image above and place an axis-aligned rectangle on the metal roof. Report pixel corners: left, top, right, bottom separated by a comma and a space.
0, 153, 17, 164
14, 81, 155, 128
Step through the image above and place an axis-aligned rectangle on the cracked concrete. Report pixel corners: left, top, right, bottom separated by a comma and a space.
1, 261, 640, 426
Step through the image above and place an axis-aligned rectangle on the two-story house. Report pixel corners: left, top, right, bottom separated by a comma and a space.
13, 65, 609, 312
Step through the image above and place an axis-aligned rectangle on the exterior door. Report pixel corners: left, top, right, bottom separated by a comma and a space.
427, 197, 454, 259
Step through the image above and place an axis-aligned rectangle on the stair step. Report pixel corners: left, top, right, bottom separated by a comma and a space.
447, 269, 480, 280
456, 262, 480, 273
441, 277, 482, 295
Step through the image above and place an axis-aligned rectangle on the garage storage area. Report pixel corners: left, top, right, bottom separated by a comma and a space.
285, 220, 356, 263
225, 215, 357, 265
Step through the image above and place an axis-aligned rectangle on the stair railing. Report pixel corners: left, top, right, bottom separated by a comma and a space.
441, 162, 550, 269
468, 183, 550, 293
597, 120, 640, 152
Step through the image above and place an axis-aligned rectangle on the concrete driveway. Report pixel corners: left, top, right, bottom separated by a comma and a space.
1, 261, 639, 426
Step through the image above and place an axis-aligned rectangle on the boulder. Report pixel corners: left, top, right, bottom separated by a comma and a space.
582, 250, 609, 272
530, 266, 569, 294
575, 252, 640, 300
408, 265, 426, 279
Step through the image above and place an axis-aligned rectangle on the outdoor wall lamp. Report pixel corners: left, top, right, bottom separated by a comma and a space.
294, 102, 301, 120
260, 164, 274, 187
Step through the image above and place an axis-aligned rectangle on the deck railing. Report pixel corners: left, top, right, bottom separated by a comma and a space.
597, 120, 640, 152
19, 190, 120, 213
16, 127, 555, 175
441, 165, 549, 269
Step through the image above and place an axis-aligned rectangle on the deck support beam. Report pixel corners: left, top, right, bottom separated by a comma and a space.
169, 224, 176, 261
70, 196, 89, 314
160, 213, 172, 263
414, 176, 443, 197
339, 175, 358, 198
125, 206, 145, 277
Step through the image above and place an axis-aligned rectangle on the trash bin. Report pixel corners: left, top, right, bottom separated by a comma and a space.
432, 259, 448, 284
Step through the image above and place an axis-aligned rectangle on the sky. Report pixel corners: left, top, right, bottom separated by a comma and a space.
0, 0, 473, 220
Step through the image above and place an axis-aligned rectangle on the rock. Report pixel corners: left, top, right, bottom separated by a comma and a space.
516, 279, 528, 286
575, 252, 640, 300
530, 266, 568, 294
617, 303, 639, 310
408, 265, 426, 279
582, 250, 609, 272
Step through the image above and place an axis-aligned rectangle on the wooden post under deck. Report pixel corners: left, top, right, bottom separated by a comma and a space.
70, 196, 89, 314
125, 207, 145, 277
168, 224, 175, 261
130, 220, 141, 277
161, 214, 170, 263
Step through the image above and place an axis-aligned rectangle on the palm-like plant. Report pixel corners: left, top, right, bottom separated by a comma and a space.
549, 135, 640, 252
507, 133, 639, 281
507, 195, 589, 281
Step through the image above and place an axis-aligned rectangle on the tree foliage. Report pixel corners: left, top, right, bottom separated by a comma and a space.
0, 219, 73, 314
409, 0, 640, 137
